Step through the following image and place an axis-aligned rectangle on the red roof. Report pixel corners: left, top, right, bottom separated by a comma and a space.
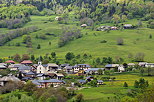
5, 60, 15, 64
21, 60, 33, 64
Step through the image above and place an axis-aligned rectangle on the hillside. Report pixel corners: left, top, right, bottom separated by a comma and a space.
0, 15, 154, 62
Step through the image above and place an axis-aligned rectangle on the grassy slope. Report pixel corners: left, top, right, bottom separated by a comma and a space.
77, 74, 154, 102
0, 16, 154, 62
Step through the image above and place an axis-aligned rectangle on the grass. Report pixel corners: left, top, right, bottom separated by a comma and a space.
77, 74, 154, 102
0, 15, 154, 63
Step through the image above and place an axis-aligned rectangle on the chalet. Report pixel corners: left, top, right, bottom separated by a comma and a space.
0, 65, 7, 70
25, 71, 36, 78
21, 60, 33, 65
64, 66, 74, 74
18, 65, 31, 73
73, 64, 91, 73
128, 63, 136, 67
138, 62, 147, 67
47, 63, 59, 73
8, 64, 22, 71
85, 68, 105, 75
105, 64, 119, 70
32, 79, 65, 88
81, 24, 87, 28
145, 63, 154, 68
5, 60, 15, 64
86, 76, 94, 81
78, 80, 86, 84
55, 73, 64, 80
55, 16, 63, 21
97, 80, 103, 85
124, 24, 133, 29
0, 74, 20, 87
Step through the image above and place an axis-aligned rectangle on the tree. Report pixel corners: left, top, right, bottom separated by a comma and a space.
96, 57, 101, 65
98, 69, 103, 75
123, 82, 128, 87
65, 52, 75, 60
51, 52, 56, 58
134, 80, 139, 88
31, 55, 35, 61
13, 54, 21, 62
22, 54, 30, 60
23, 81, 37, 94
37, 44, 41, 49
89, 79, 97, 87
134, 52, 145, 61
149, 34, 152, 39
117, 38, 124, 45
140, 68, 144, 76
75, 94, 84, 102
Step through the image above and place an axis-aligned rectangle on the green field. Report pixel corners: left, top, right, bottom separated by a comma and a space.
76, 74, 154, 102
0, 16, 154, 62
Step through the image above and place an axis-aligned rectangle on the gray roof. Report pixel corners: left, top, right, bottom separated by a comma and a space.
86, 68, 104, 73
74, 64, 91, 67
37, 73, 44, 77
32, 80, 42, 85
0, 65, 7, 69
97, 80, 103, 83
78, 80, 86, 83
65, 66, 73, 69
42, 64, 48, 67
105, 64, 119, 68
0, 75, 20, 82
38, 79, 64, 83
8, 64, 22, 68
18, 65, 31, 71
25, 71, 35, 75
86, 76, 94, 79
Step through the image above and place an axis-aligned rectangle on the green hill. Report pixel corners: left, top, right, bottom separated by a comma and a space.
0, 15, 154, 62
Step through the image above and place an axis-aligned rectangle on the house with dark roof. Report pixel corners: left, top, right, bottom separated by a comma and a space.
86, 76, 94, 81
64, 66, 74, 74
73, 64, 91, 73
8, 64, 22, 71
78, 80, 87, 84
18, 65, 31, 73
97, 80, 103, 85
105, 64, 125, 72
32, 79, 65, 88
85, 68, 105, 75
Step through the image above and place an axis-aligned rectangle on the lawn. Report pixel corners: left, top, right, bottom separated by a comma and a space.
0, 15, 154, 63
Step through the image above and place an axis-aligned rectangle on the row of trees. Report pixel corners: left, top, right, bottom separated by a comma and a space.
0, 26, 38, 46
58, 26, 82, 47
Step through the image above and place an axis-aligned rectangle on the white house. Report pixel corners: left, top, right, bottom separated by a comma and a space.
145, 63, 154, 68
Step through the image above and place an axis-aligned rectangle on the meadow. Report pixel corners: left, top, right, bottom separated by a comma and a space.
0, 15, 154, 62
76, 73, 154, 102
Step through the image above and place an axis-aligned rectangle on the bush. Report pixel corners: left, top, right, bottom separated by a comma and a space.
100, 40, 107, 43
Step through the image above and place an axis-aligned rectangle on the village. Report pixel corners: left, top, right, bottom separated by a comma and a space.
0, 60, 153, 89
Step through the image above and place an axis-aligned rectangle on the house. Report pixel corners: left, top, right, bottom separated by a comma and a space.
32, 79, 65, 88
5, 60, 15, 64
81, 24, 87, 28
78, 80, 86, 84
21, 60, 33, 65
85, 68, 105, 75
128, 63, 136, 67
18, 65, 32, 73
111, 26, 118, 30
0, 65, 7, 70
55, 16, 63, 21
124, 24, 133, 29
97, 80, 103, 85
8, 64, 22, 71
105, 64, 119, 70
47, 63, 59, 73
86, 76, 94, 81
55, 73, 64, 80
118, 65, 125, 72
64, 66, 74, 74
60, 64, 70, 70
145, 63, 154, 68
138, 62, 147, 67
0, 74, 20, 87
97, 26, 111, 31
73, 64, 91, 73
24, 71, 36, 78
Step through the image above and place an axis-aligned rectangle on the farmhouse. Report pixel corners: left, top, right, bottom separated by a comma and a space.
0, 74, 20, 87
145, 63, 154, 68
73, 64, 91, 73
5, 60, 15, 64
85, 68, 105, 75
138, 62, 147, 67
8, 64, 22, 71
97, 80, 103, 85
123, 24, 133, 29
32, 79, 65, 88
105, 64, 119, 70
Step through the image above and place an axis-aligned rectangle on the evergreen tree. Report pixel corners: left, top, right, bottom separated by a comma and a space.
123, 82, 128, 87
37, 44, 41, 49
134, 80, 139, 88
